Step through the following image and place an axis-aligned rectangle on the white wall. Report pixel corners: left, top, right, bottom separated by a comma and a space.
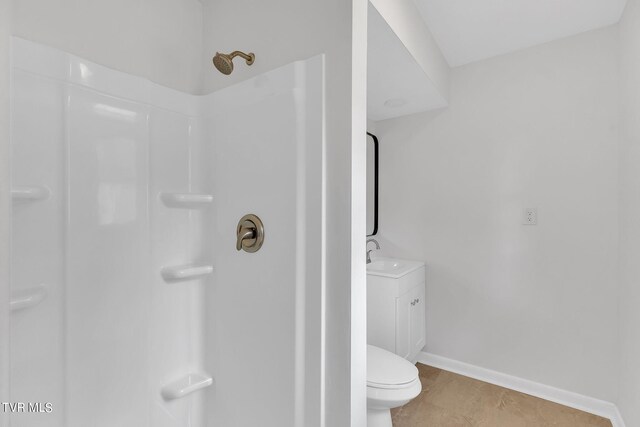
201, 1, 368, 425
374, 27, 620, 401
0, 0, 11, 422
618, 0, 640, 423
11, 0, 203, 94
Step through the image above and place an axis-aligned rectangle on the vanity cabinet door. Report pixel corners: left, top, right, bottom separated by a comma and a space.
409, 285, 426, 360
395, 284, 426, 360
395, 292, 412, 359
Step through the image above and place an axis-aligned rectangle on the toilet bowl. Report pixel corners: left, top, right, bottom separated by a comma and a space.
367, 345, 422, 427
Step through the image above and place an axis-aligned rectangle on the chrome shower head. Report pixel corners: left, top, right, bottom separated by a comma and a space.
212, 51, 255, 75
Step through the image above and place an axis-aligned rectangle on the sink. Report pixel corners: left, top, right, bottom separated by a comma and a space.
367, 257, 424, 279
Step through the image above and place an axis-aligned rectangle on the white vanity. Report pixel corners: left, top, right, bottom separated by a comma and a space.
367, 258, 426, 361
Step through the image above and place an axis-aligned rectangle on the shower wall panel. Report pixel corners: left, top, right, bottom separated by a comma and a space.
11, 38, 208, 427
65, 81, 152, 427
11, 60, 66, 427
202, 56, 325, 427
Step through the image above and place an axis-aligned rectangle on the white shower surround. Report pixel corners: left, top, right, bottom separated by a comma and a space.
10, 38, 325, 427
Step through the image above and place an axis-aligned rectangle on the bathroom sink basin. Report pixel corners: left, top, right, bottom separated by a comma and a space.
367, 257, 424, 279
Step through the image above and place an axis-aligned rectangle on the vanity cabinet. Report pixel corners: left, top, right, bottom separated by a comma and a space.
367, 258, 426, 361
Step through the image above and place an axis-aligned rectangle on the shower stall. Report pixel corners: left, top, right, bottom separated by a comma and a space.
1, 0, 368, 425
7, 36, 327, 426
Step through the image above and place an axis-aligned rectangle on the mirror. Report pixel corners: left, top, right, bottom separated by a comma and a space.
367, 132, 379, 236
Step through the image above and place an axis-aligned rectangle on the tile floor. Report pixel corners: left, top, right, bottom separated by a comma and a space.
390, 364, 612, 427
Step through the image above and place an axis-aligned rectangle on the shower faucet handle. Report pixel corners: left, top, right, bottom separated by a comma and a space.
236, 226, 255, 250
236, 214, 265, 253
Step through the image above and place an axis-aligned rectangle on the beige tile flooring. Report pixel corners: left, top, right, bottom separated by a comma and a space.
391, 364, 612, 427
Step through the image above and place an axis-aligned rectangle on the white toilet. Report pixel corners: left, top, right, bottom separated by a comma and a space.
367, 345, 422, 427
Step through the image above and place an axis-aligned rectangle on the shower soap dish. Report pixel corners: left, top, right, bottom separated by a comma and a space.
12, 186, 51, 203
161, 264, 213, 282
161, 373, 213, 400
10, 285, 47, 311
160, 192, 213, 209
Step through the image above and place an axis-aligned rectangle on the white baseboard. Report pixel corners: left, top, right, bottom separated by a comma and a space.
417, 352, 626, 427
610, 406, 627, 427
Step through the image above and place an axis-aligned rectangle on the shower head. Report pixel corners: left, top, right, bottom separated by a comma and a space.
212, 51, 255, 75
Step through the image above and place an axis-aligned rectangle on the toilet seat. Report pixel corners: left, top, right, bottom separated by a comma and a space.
367, 377, 422, 408
367, 345, 419, 390
368, 376, 421, 390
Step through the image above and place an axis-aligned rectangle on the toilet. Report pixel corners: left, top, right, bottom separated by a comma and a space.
367, 345, 422, 427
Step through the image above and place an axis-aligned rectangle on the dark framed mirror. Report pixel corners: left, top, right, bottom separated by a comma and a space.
366, 132, 379, 236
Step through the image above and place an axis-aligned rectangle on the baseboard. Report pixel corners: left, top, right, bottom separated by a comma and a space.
417, 352, 626, 427
609, 406, 627, 427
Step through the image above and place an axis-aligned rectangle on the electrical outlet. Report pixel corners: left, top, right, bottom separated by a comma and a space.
523, 208, 537, 225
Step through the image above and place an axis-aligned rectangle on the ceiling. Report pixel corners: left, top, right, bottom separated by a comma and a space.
413, 0, 628, 67
367, 4, 447, 121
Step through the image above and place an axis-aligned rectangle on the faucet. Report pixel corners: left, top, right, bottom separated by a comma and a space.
366, 238, 380, 264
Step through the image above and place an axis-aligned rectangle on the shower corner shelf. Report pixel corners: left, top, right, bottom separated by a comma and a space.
11, 285, 47, 312
160, 192, 213, 209
161, 373, 213, 400
161, 264, 213, 282
12, 186, 51, 203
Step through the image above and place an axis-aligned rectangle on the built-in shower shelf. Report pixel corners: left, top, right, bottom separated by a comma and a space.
161, 264, 213, 282
12, 186, 50, 203
161, 373, 213, 400
10, 285, 47, 312
160, 192, 213, 209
